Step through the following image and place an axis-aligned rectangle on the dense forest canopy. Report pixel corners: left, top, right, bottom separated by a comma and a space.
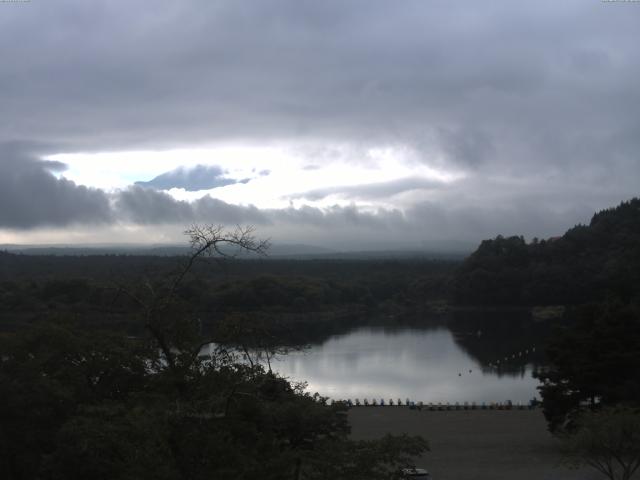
0, 254, 455, 336
535, 301, 640, 432
453, 198, 640, 306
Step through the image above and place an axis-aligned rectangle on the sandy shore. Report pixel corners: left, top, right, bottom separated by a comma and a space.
348, 408, 604, 480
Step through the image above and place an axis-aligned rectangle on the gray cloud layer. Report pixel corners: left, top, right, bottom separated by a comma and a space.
0, 1, 638, 246
2, 1, 639, 167
0, 143, 112, 228
289, 177, 445, 201
115, 186, 266, 225
135, 164, 249, 191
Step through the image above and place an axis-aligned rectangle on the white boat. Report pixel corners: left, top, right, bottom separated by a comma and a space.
401, 467, 432, 479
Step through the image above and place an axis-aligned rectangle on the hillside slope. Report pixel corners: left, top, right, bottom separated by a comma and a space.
452, 198, 640, 306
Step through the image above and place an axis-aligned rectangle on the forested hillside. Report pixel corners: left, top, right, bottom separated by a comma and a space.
452, 198, 640, 306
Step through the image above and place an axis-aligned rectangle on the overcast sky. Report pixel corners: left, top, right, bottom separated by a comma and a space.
1, 0, 638, 250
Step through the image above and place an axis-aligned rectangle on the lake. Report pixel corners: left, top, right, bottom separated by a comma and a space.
269, 322, 544, 404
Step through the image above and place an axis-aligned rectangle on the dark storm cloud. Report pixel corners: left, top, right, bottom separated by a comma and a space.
113, 185, 402, 231
0, 0, 639, 243
114, 186, 267, 225
272, 204, 406, 231
289, 177, 445, 201
0, 0, 638, 165
0, 143, 112, 229
40, 160, 68, 173
432, 127, 495, 168
135, 164, 249, 191
112, 181, 588, 247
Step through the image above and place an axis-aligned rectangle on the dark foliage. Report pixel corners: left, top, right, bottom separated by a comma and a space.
0, 317, 428, 480
452, 198, 640, 306
535, 302, 640, 432
0, 255, 454, 337
559, 407, 640, 480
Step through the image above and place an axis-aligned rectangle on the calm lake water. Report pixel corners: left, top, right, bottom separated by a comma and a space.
269, 324, 542, 404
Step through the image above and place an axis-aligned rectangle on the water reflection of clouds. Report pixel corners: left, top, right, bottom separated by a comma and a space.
273, 327, 539, 403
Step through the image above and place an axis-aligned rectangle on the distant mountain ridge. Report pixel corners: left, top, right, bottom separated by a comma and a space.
0, 242, 467, 260
452, 198, 640, 306
134, 164, 250, 191
0, 243, 332, 257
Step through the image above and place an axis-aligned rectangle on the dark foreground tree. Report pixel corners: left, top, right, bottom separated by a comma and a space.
535, 301, 640, 432
0, 225, 428, 480
560, 407, 640, 480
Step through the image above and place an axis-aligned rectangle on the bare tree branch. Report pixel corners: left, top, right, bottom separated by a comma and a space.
112, 224, 269, 377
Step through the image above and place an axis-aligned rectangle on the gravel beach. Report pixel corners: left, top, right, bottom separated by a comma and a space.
348, 408, 605, 480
